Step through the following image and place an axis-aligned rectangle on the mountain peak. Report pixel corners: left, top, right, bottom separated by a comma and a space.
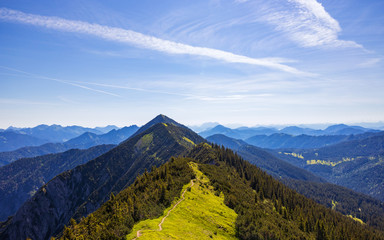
132, 114, 186, 137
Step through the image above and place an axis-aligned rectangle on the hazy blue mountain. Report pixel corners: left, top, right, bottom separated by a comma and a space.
276, 132, 384, 201
0, 115, 205, 240
280, 126, 322, 135
0, 132, 49, 152
0, 143, 68, 167
323, 124, 379, 135
5, 124, 104, 143
0, 125, 139, 167
188, 122, 220, 132
199, 125, 278, 139
245, 133, 350, 149
206, 134, 323, 182
93, 125, 119, 133
65, 125, 139, 149
0, 144, 115, 221
200, 123, 380, 140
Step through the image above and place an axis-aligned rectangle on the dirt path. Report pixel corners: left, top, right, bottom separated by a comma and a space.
158, 179, 194, 231
133, 179, 195, 239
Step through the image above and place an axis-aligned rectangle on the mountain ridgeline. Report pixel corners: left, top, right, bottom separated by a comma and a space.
206, 134, 324, 182
0, 125, 139, 166
0, 115, 205, 240
199, 124, 379, 140
62, 144, 384, 239
0, 144, 115, 221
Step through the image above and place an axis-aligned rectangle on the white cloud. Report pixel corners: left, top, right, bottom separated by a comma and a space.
236, 0, 362, 49
270, 0, 362, 48
0, 8, 309, 75
358, 58, 382, 68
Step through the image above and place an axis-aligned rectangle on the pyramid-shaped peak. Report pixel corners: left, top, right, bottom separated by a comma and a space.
132, 114, 187, 137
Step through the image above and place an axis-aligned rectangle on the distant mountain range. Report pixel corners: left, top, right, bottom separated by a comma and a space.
0, 132, 50, 152
199, 123, 380, 140
244, 131, 381, 149
4, 124, 106, 142
0, 125, 139, 166
275, 132, 384, 201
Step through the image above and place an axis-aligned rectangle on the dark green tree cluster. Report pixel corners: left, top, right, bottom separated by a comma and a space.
285, 179, 384, 231
60, 157, 195, 239
190, 144, 384, 240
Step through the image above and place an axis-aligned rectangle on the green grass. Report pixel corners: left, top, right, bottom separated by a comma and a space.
134, 133, 153, 151
126, 162, 238, 240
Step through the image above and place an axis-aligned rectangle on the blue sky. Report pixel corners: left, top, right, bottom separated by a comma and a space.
0, 0, 383, 128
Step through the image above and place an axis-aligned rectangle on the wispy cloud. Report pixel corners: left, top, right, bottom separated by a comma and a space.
358, 58, 382, 68
262, 0, 363, 48
0, 8, 309, 75
0, 66, 120, 97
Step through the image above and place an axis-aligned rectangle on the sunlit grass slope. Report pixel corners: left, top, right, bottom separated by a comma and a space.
126, 162, 237, 240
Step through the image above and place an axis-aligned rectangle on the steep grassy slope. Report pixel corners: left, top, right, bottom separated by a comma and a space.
0, 116, 205, 240
0, 144, 115, 221
126, 162, 237, 240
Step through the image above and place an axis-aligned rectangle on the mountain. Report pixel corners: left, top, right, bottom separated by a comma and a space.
0, 144, 115, 221
5, 124, 104, 143
276, 132, 384, 201
200, 124, 380, 140
207, 134, 324, 182
0, 125, 139, 167
188, 122, 220, 132
207, 134, 384, 230
93, 125, 119, 133
0, 115, 205, 240
323, 124, 379, 135
245, 133, 349, 149
131, 114, 186, 137
283, 179, 384, 231
280, 126, 322, 135
64, 125, 139, 149
61, 144, 384, 239
199, 125, 278, 139
0, 131, 49, 152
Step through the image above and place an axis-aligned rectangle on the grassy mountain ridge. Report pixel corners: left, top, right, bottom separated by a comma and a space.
62, 144, 384, 239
